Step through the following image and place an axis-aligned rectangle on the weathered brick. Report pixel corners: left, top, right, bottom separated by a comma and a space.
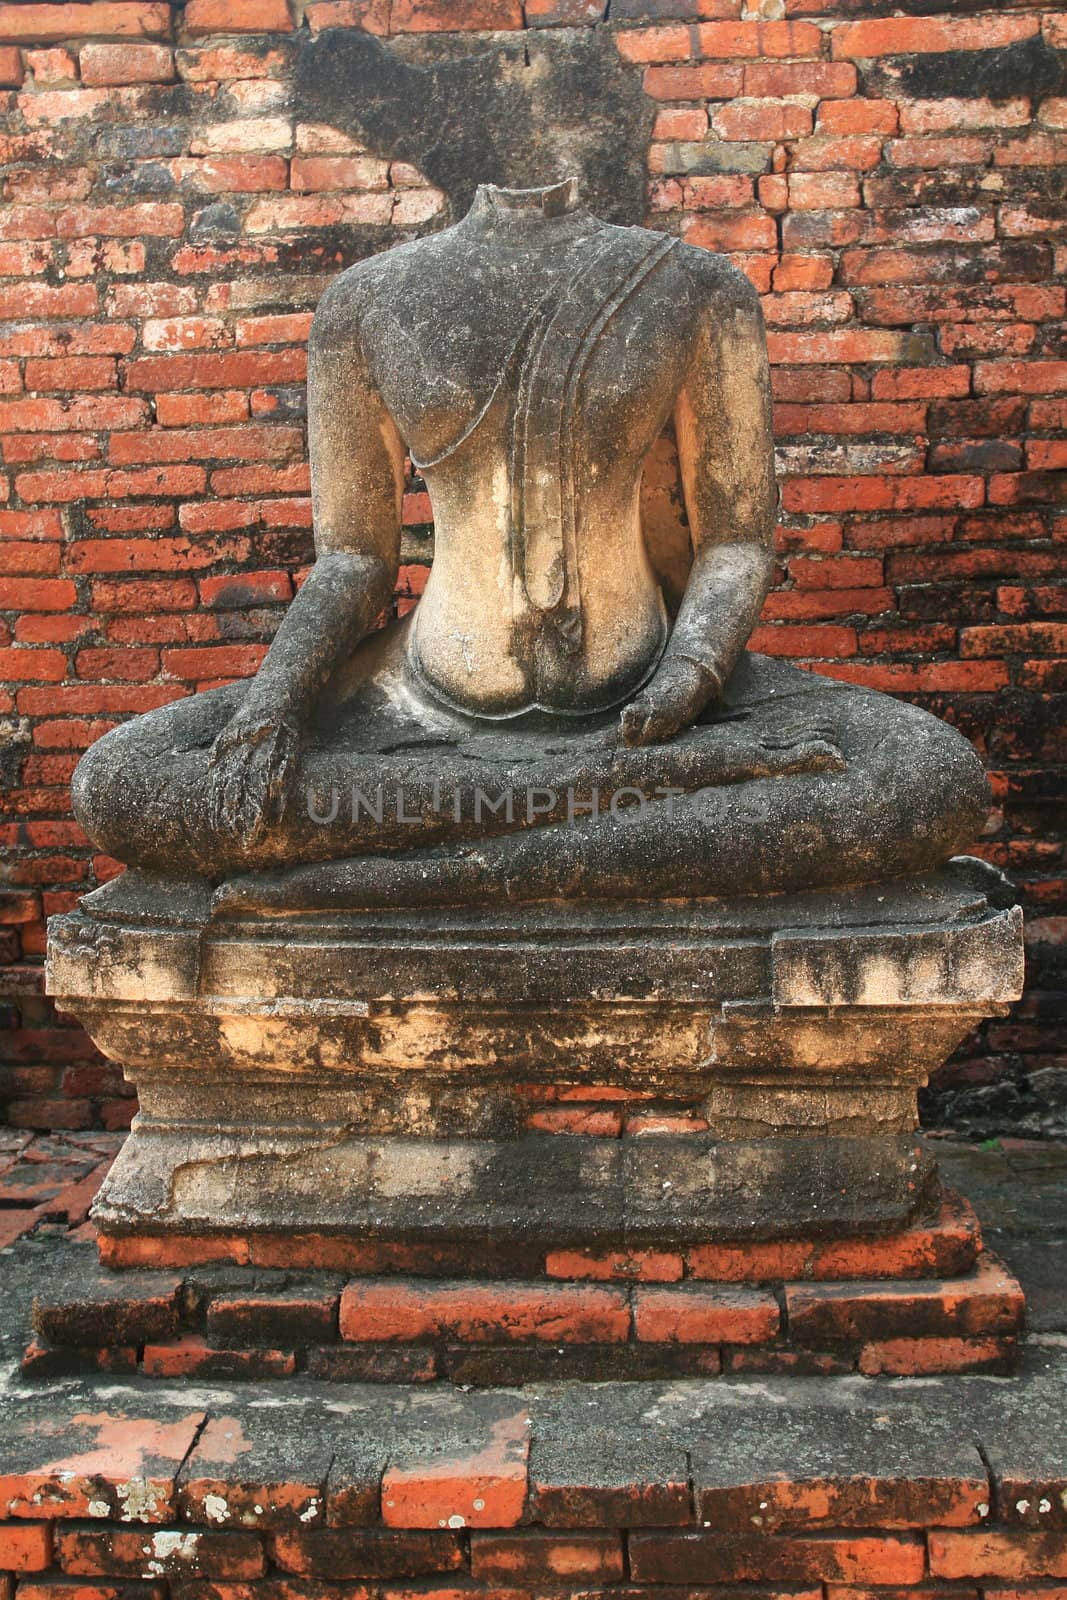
124, 351, 307, 391
340, 1279, 631, 1344
832, 14, 1038, 58
694, 1419, 988, 1531
183, 0, 293, 33
871, 368, 971, 400
886, 135, 992, 170
684, 210, 778, 249
681, 174, 754, 210
775, 401, 925, 436
309, 1344, 438, 1383
976, 360, 1067, 396
79, 42, 174, 84
161, 643, 267, 680
795, 136, 884, 173
0, 45, 24, 84
0, 283, 97, 318
930, 1531, 1067, 1579
652, 107, 707, 141
859, 1335, 1017, 1375
900, 98, 1031, 135
632, 1284, 779, 1343
17, 1584, 162, 1600
142, 1334, 295, 1379
0, 577, 77, 610
817, 98, 898, 134
0, 647, 66, 681
382, 1402, 529, 1530
156, 391, 249, 426
788, 172, 860, 209
694, 20, 821, 57
55, 203, 185, 238
55, 1525, 264, 1579
711, 101, 813, 142
546, 1248, 684, 1281
629, 1530, 927, 1585
0, 6, 171, 42
786, 1252, 1025, 1344
108, 425, 302, 464
391, 0, 522, 28
188, 119, 293, 155
25, 45, 77, 80
177, 1411, 333, 1531
33, 1262, 181, 1348
614, 25, 690, 63
470, 1530, 625, 1584
199, 569, 292, 607
746, 61, 856, 98
24, 356, 116, 390
0, 1406, 205, 1523
205, 1285, 339, 1347
271, 1527, 463, 1579
527, 1418, 689, 1529
0, 1525, 51, 1570
643, 61, 743, 98
288, 155, 388, 194
841, 242, 1050, 287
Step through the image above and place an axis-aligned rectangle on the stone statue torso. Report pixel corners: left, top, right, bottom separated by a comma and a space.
350, 192, 701, 718
68, 177, 993, 911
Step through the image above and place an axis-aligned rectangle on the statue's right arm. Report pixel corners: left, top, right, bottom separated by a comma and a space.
237, 272, 404, 729
208, 271, 405, 843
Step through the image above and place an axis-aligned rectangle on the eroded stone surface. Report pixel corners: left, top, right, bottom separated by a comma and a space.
693, 1412, 988, 1532
0, 1401, 206, 1524
33, 1256, 182, 1349
0, 1347, 1064, 1590
66, 178, 988, 904
46, 861, 1023, 1253
177, 1410, 334, 1531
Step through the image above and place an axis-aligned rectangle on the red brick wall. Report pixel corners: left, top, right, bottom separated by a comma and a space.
0, 0, 1064, 1135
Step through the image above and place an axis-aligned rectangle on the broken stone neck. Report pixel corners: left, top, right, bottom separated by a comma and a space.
461, 178, 594, 242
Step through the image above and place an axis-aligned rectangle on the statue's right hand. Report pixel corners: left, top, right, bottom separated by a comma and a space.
620, 657, 714, 747
207, 705, 300, 847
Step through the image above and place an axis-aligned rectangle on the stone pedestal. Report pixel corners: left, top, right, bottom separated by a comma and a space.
37, 857, 1026, 1379
50, 857, 1021, 1247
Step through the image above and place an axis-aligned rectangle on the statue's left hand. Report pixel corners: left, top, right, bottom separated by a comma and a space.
207, 705, 301, 846
620, 657, 714, 747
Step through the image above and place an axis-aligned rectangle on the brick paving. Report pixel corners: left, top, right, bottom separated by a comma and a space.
0, 1136, 1064, 1595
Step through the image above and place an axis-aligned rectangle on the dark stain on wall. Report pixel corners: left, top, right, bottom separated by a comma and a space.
862, 36, 1066, 101
294, 26, 656, 228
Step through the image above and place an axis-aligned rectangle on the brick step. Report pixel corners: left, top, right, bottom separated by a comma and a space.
1, 1363, 1065, 1595
24, 1239, 1024, 1382
95, 1190, 983, 1281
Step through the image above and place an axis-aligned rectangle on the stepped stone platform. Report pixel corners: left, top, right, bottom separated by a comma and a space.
0, 1350, 1065, 1596
42, 862, 1027, 1379
23, 1192, 1024, 1383
1, 1138, 1064, 1599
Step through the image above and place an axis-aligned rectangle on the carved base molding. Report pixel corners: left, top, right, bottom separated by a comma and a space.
48, 858, 1022, 1246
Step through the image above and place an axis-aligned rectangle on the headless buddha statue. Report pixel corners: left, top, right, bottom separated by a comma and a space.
73, 178, 990, 910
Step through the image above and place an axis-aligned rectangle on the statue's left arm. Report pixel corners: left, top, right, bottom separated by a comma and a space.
622, 260, 776, 746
